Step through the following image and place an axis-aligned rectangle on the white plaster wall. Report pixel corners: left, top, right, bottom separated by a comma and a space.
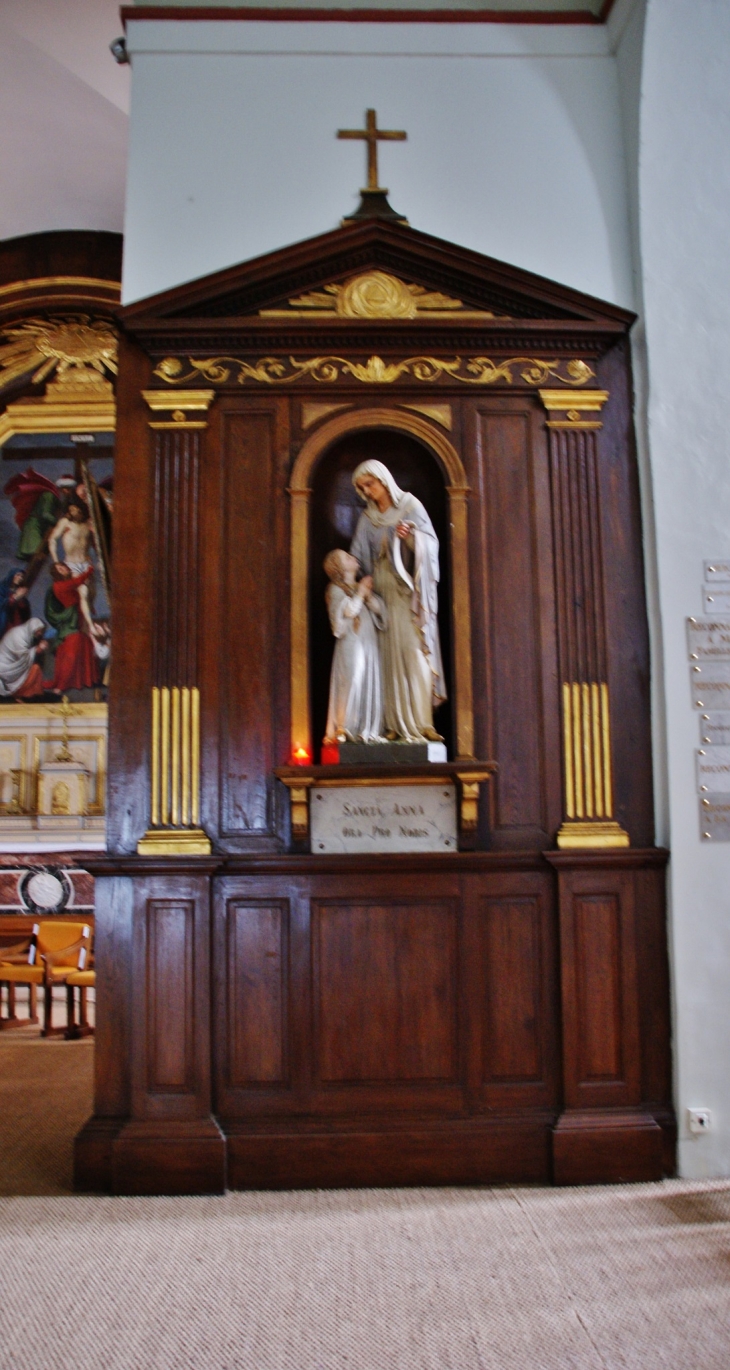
638, 0, 730, 1177
122, 20, 633, 307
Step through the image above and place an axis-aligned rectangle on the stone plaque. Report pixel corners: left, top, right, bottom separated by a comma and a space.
699, 794, 730, 841
703, 587, 730, 615
687, 618, 730, 660
690, 660, 730, 709
310, 783, 457, 854
696, 746, 730, 792
704, 560, 730, 583
699, 711, 730, 744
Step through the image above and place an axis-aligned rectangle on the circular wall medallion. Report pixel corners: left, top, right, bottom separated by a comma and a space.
19, 867, 72, 916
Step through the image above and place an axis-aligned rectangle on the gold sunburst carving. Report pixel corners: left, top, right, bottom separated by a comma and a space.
259, 270, 505, 321
0, 315, 118, 395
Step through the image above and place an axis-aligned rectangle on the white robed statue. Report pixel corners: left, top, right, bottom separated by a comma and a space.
322, 549, 387, 745
350, 460, 446, 743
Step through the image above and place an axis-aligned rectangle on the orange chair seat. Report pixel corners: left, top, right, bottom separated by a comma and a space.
0, 965, 43, 984
66, 970, 95, 988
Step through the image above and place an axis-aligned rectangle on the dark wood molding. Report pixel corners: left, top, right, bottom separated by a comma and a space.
122, 7, 609, 27
119, 220, 635, 329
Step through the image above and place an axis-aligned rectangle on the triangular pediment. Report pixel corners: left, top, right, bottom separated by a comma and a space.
121, 221, 633, 331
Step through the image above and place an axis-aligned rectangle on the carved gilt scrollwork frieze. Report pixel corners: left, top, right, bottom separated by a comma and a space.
153, 354, 595, 389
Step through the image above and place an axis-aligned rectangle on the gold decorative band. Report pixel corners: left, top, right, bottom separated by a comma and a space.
153, 355, 596, 390
137, 686, 211, 855
558, 681, 628, 848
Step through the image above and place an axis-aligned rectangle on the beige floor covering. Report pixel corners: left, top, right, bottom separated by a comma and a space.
0, 1181, 729, 1369
1, 1038, 729, 1369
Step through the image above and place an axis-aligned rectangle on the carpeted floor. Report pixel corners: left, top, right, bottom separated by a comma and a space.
0, 1027, 94, 1195
0, 1182, 729, 1369
1, 1038, 729, 1369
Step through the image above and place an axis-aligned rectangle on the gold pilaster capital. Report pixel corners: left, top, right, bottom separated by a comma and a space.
539, 388, 609, 430
142, 388, 215, 429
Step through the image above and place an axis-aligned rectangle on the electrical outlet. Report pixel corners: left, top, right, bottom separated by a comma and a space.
688, 1108, 712, 1135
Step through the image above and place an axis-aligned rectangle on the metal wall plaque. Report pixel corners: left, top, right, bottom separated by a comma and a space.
310, 782, 457, 854
700, 795, 730, 841
691, 661, 730, 708
696, 746, 730, 792
703, 588, 730, 615
699, 711, 730, 744
687, 618, 730, 659
704, 561, 730, 583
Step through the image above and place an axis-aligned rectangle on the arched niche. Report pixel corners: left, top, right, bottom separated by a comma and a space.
288, 407, 474, 762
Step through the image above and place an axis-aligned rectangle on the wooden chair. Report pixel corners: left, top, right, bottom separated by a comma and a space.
0, 921, 91, 1036
65, 964, 95, 1039
0, 924, 39, 1028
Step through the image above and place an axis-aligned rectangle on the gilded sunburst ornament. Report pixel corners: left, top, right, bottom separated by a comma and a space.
0, 315, 118, 394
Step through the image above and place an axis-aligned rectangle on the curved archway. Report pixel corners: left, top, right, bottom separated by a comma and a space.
288, 407, 474, 762
289, 406, 468, 493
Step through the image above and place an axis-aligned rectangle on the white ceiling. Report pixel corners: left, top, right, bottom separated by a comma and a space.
0, 1, 129, 243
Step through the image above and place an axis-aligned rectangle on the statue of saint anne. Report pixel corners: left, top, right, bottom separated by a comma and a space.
350, 459, 446, 743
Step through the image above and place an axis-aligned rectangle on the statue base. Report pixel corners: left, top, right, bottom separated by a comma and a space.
336, 740, 447, 765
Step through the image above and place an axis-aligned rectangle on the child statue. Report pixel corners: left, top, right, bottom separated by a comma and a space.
322, 548, 387, 746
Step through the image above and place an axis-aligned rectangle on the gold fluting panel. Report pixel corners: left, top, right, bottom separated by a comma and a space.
558, 681, 628, 849
137, 686, 210, 855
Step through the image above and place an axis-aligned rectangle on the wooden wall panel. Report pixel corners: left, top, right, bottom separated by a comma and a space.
552, 861, 642, 1109
575, 895, 622, 1083
128, 872, 214, 1124
147, 900, 194, 1092
472, 404, 559, 846
314, 900, 458, 1083
480, 897, 542, 1083
227, 900, 287, 1086
466, 870, 560, 1112
220, 411, 279, 838
596, 341, 655, 846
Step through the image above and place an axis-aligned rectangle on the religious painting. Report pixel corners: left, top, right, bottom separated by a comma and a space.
0, 442, 112, 703
310, 429, 452, 762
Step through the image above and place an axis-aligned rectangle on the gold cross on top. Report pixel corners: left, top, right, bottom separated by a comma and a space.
337, 110, 407, 192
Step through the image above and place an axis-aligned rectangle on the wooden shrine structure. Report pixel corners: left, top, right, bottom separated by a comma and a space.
76, 216, 673, 1193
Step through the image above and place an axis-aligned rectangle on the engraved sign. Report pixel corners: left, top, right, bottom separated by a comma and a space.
687, 618, 730, 660
696, 747, 730, 792
310, 783, 457, 854
699, 795, 730, 841
704, 561, 730, 583
699, 711, 730, 745
691, 660, 730, 708
703, 588, 730, 615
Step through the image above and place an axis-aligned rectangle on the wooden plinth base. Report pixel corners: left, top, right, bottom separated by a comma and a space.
227, 1117, 554, 1190
76, 1110, 671, 1192
111, 1119, 226, 1195
552, 1110, 663, 1185
74, 1117, 125, 1193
